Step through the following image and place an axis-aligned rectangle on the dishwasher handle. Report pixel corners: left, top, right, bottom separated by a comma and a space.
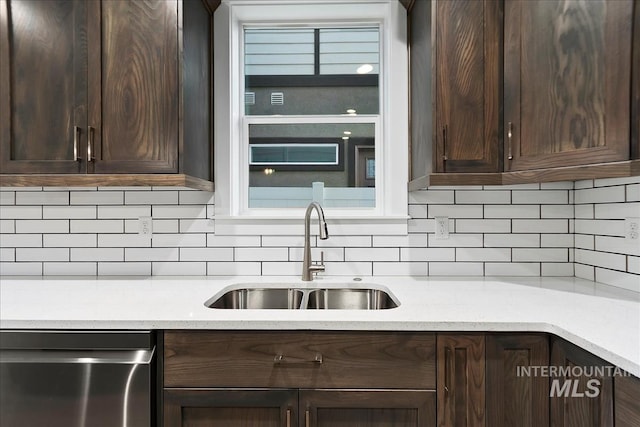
0, 347, 155, 365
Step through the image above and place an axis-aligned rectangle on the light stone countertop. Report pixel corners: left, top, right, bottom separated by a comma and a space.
1, 275, 639, 377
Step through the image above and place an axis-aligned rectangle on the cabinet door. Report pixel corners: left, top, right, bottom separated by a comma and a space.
504, 0, 633, 171
88, 0, 178, 174
164, 389, 298, 427
300, 390, 435, 427
549, 338, 613, 427
615, 374, 640, 427
486, 334, 549, 427
0, 0, 87, 174
437, 334, 485, 427
434, 0, 501, 173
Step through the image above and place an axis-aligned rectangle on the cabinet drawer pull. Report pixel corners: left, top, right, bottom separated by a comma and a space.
274, 353, 323, 365
444, 347, 451, 396
87, 126, 95, 162
442, 125, 448, 161
73, 126, 81, 161
305, 410, 310, 427
286, 408, 291, 427
507, 122, 514, 160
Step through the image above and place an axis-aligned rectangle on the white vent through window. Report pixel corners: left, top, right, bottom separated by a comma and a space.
270, 92, 284, 105
245, 92, 256, 105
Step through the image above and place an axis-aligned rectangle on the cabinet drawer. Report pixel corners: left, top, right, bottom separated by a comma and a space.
164, 331, 436, 389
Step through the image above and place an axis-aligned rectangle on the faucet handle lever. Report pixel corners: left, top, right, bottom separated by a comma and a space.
320, 251, 324, 266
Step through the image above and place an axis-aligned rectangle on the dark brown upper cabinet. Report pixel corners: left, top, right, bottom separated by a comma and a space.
0, 0, 215, 188
504, 0, 633, 172
434, 0, 502, 173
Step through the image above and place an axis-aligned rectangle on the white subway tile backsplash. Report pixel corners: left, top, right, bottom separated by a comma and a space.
484, 234, 539, 248
512, 190, 568, 204
43, 206, 96, 219
125, 191, 178, 205
456, 247, 510, 262
17, 220, 68, 234
594, 176, 640, 187
401, 247, 455, 262
16, 191, 68, 205
16, 248, 68, 262
1, 181, 637, 289
98, 262, 151, 276
71, 220, 122, 234
0, 262, 42, 275
98, 206, 151, 219
595, 268, 640, 292
428, 262, 483, 276
512, 248, 568, 262
152, 234, 206, 248
44, 234, 96, 248
0, 206, 41, 219
484, 205, 539, 219
125, 248, 179, 262
345, 247, 399, 262
207, 261, 262, 276
71, 191, 123, 205
235, 247, 288, 262
429, 205, 483, 218
152, 262, 207, 276
0, 192, 15, 205
44, 262, 96, 276
180, 247, 234, 262
485, 262, 540, 276
575, 186, 626, 204
456, 190, 510, 204
1, 234, 42, 247
456, 219, 511, 233
512, 219, 568, 233
71, 248, 123, 262
373, 262, 427, 276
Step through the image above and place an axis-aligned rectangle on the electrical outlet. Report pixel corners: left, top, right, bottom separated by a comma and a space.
435, 216, 449, 240
626, 217, 639, 242
139, 216, 153, 237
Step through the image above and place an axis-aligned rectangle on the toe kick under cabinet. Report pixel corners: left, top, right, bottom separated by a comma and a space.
162, 331, 437, 427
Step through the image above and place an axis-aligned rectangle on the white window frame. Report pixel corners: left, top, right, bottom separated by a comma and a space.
214, 0, 408, 235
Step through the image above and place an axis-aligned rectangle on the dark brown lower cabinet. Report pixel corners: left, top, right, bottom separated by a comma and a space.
164, 389, 297, 427
550, 338, 614, 427
486, 334, 549, 427
163, 389, 436, 427
437, 334, 486, 427
615, 374, 640, 427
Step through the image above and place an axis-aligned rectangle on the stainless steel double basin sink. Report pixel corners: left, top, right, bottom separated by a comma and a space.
205, 284, 399, 310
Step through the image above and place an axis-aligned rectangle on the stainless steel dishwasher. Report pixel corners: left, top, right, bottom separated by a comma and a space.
0, 330, 156, 427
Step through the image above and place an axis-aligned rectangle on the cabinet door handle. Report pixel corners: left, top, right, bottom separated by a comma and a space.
442, 125, 448, 161
73, 126, 81, 161
444, 347, 451, 397
507, 122, 514, 160
273, 353, 323, 365
286, 408, 291, 427
305, 410, 310, 427
87, 126, 95, 162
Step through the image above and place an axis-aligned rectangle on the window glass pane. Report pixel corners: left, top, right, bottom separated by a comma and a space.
244, 27, 379, 116
248, 123, 375, 208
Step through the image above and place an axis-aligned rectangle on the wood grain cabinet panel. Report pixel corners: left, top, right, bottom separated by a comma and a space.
615, 374, 640, 427
486, 334, 549, 427
437, 334, 486, 427
549, 337, 614, 427
434, 0, 501, 173
1, 0, 213, 184
504, 0, 633, 171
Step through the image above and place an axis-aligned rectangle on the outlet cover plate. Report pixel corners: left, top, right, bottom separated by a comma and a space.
435, 216, 449, 240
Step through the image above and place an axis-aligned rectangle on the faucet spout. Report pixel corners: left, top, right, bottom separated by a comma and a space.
302, 202, 329, 281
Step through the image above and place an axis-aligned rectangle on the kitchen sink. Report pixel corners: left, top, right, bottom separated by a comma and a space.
306, 288, 398, 310
205, 284, 399, 310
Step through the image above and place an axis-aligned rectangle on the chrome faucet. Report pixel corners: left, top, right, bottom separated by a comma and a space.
302, 202, 329, 281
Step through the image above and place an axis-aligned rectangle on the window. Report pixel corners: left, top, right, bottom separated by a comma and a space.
214, 0, 408, 234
